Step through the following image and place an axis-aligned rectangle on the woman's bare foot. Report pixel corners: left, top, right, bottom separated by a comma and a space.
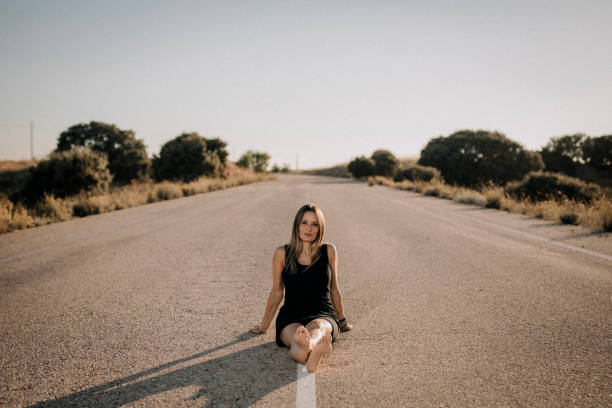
305, 333, 332, 373
294, 325, 311, 352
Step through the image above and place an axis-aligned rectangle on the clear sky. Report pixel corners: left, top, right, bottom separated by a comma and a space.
1, 0, 611, 169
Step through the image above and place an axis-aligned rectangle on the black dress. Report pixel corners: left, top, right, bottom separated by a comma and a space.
275, 243, 339, 347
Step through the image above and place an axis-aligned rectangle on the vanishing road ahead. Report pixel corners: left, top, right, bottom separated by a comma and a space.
1, 174, 611, 407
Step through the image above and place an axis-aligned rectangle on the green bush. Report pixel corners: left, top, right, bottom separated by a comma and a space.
237, 150, 270, 173
57, 121, 151, 184
418, 129, 544, 187
539, 133, 588, 177
22, 147, 111, 202
348, 156, 376, 178
393, 164, 441, 182
153, 133, 225, 181
505, 172, 601, 203
371, 149, 399, 177
582, 135, 611, 171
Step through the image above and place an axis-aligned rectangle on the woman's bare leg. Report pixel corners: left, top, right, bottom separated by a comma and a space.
304, 319, 333, 372
280, 323, 311, 364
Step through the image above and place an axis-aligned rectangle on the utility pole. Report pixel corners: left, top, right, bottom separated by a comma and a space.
30, 122, 34, 160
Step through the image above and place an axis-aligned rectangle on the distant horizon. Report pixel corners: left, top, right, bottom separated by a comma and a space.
2, 1, 611, 169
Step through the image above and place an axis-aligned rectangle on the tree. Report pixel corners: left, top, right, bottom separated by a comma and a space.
23, 147, 111, 202
582, 135, 612, 171
152, 133, 223, 182
203, 137, 229, 168
57, 121, 150, 184
237, 150, 270, 173
539, 133, 588, 176
237, 151, 253, 169
347, 156, 376, 178
418, 129, 544, 187
371, 149, 399, 177
252, 151, 271, 172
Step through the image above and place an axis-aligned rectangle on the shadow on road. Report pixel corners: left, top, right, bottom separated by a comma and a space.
29, 333, 294, 407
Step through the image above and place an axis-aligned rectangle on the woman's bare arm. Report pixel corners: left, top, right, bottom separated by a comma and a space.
328, 243, 352, 331
249, 246, 285, 334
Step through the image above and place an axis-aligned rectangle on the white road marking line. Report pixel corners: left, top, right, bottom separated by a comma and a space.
296, 363, 316, 408
452, 208, 612, 262
391, 197, 612, 262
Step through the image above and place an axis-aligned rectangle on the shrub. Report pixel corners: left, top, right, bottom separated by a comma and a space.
22, 147, 111, 203
36, 194, 72, 221
394, 164, 441, 182
423, 184, 441, 197
371, 149, 399, 177
482, 189, 503, 209
454, 190, 487, 206
505, 172, 601, 204
395, 180, 414, 191
418, 129, 544, 187
236, 150, 270, 173
367, 176, 394, 187
0, 195, 14, 233
57, 121, 151, 184
582, 135, 612, 171
348, 156, 376, 178
539, 133, 588, 177
560, 212, 579, 225
149, 181, 184, 201
153, 133, 224, 181
11, 204, 35, 229
72, 195, 114, 217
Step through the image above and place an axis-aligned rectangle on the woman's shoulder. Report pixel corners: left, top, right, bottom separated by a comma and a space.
323, 242, 337, 255
274, 245, 288, 259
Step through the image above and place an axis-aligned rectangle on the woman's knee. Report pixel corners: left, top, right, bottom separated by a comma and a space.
306, 318, 332, 333
280, 323, 302, 346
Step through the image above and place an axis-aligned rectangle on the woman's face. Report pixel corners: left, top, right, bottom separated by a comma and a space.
299, 211, 319, 243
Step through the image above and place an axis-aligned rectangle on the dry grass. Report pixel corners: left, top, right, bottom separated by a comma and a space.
364, 175, 612, 232
0, 195, 36, 233
454, 190, 487, 206
36, 194, 72, 221
481, 187, 504, 209
367, 176, 395, 187
0, 172, 274, 234
0, 160, 37, 172
149, 182, 184, 202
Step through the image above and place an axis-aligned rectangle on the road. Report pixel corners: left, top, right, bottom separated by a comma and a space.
1, 174, 611, 407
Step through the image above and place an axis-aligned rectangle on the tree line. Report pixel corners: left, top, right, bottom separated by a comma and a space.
349, 130, 610, 186
348, 129, 610, 203
14, 121, 273, 204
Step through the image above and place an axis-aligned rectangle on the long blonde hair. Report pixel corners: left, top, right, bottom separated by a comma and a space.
286, 204, 326, 275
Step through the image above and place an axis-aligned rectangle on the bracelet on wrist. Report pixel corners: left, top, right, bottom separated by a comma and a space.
338, 317, 347, 325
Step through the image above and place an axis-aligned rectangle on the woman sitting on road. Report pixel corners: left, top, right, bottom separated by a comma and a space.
249, 203, 353, 372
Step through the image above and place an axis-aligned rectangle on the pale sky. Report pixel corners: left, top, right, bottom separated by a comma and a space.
1, 0, 611, 169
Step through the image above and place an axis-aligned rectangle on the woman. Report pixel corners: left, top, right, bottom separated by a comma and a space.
249, 204, 353, 373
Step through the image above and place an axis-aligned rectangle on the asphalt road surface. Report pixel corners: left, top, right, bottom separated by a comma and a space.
1, 174, 611, 407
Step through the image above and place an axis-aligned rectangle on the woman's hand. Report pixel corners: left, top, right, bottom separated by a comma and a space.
249, 323, 268, 334
339, 320, 353, 332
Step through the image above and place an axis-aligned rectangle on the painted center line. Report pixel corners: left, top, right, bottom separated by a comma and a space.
296, 363, 316, 408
